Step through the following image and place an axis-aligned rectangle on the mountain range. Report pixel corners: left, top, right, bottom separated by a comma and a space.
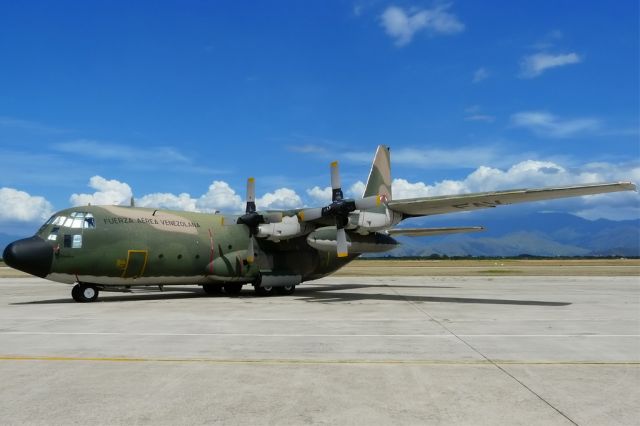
384, 212, 639, 257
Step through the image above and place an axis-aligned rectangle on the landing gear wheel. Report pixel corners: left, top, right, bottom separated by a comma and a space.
202, 283, 223, 295
72, 283, 99, 303
71, 284, 81, 301
223, 283, 243, 296
254, 285, 275, 296
276, 285, 296, 296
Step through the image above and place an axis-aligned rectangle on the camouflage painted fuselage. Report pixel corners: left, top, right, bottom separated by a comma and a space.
38, 205, 357, 287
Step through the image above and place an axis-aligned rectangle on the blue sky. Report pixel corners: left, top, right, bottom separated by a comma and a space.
0, 1, 638, 235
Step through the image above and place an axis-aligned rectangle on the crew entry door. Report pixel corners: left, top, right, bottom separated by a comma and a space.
122, 250, 148, 278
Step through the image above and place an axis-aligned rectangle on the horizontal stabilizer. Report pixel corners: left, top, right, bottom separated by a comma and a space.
387, 226, 485, 237
387, 182, 637, 217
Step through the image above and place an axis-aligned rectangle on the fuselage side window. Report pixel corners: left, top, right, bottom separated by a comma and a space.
47, 226, 60, 241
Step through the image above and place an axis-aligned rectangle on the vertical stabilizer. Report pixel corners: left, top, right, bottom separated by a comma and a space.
363, 145, 392, 201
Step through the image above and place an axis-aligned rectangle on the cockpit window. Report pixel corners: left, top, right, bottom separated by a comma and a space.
84, 213, 96, 229
52, 216, 67, 226
48, 212, 96, 229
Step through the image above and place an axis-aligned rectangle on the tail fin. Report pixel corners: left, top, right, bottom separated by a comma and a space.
363, 145, 392, 201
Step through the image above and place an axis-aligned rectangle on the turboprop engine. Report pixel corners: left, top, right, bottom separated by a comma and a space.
306, 226, 398, 255
348, 209, 403, 234
256, 215, 313, 241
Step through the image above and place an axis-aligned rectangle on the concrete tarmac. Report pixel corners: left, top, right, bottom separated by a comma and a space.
0, 276, 638, 425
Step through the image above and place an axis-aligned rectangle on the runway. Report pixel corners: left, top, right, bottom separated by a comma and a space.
0, 276, 638, 425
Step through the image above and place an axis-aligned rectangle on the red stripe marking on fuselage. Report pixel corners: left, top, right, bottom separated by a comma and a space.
208, 228, 214, 274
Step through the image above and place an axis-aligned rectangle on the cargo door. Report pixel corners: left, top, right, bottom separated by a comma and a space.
122, 250, 148, 278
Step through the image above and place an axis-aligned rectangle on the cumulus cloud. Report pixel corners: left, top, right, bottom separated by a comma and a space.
137, 193, 198, 211
306, 186, 332, 204
70, 176, 304, 213
511, 111, 600, 138
519, 52, 582, 78
257, 188, 303, 210
380, 4, 464, 46
58, 164, 638, 223
384, 160, 639, 219
70, 176, 133, 206
574, 192, 640, 221
196, 181, 244, 212
138, 182, 245, 213
348, 181, 367, 199
0, 187, 53, 222
392, 178, 468, 199
306, 181, 376, 203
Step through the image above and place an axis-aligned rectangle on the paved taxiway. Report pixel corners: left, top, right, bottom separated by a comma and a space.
0, 276, 638, 425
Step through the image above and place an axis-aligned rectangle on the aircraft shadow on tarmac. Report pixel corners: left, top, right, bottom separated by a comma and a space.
10, 283, 571, 307
295, 287, 571, 306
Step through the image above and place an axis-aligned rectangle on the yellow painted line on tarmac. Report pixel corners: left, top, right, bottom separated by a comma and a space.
0, 356, 638, 366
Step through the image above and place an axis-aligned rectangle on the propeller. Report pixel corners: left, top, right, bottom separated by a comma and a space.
236, 177, 263, 263
298, 161, 382, 258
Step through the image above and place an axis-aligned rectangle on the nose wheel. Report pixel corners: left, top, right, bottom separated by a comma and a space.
71, 283, 99, 302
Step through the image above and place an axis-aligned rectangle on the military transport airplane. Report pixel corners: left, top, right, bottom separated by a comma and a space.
3, 145, 636, 302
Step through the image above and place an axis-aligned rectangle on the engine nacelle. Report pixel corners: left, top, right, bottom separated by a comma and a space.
348, 209, 402, 234
307, 226, 399, 254
256, 215, 313, 241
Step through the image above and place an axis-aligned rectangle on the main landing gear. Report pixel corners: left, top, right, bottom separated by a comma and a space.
253, 284, 296, 296
71, 283, 99, 303
201, 283, 244, 296
202, 283, 297, 297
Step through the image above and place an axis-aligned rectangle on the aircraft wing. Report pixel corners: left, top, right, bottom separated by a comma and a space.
387, 182, 636, 217
387, 226, 484, 237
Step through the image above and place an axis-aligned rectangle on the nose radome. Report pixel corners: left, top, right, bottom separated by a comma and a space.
3, 236, 53, 278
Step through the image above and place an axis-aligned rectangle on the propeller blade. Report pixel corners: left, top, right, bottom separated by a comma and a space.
246, 177, 256, 213
336, 228, 348, 258
247, 237, 255, 263
298, 207, 323, 222
354, 195, 382, 210
330, 161, 343, 201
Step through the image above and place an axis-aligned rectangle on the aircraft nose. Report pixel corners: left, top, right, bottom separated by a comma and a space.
3, 236, 54, 278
